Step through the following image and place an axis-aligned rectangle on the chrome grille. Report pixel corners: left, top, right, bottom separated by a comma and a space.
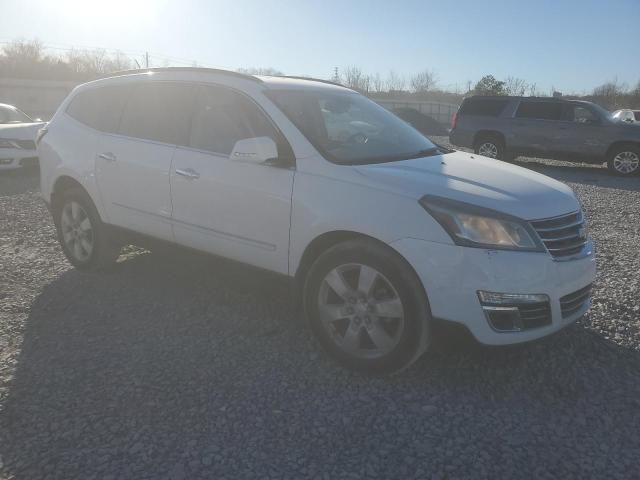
560, 284, 592, 318
530, 211, 588, 259
13, 139, 36, 149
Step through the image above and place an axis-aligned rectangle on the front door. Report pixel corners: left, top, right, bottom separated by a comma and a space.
169, 84, 294, 274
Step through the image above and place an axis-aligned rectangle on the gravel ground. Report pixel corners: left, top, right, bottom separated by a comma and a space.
1, 148, 639, 479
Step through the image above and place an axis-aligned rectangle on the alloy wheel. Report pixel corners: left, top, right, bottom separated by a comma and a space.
60, 201, 94, 262
613, 151, 639, 175
317, 263, 405, 359
478, 142, 499, 158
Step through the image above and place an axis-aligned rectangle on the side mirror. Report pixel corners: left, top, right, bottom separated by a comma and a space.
230, 136, 278, 165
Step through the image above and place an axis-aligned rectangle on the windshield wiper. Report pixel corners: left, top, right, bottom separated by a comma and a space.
401, 147, 442, 160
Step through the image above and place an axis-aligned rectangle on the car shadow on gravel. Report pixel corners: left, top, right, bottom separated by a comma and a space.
2, 247, 640, 478
512, 161, 640, 192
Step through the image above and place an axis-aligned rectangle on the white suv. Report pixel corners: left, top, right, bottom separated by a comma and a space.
38, 68, 596, 373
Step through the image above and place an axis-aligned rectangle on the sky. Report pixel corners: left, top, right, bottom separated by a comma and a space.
0, 0, 638, 94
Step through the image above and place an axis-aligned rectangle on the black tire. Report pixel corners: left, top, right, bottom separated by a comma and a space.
474, 135, 505, 160
53, 187, 121, 271
607, 144, 640, 176
303, 239, 431, 374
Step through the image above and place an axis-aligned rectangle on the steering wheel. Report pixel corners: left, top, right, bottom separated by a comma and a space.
346, 132, 369, 145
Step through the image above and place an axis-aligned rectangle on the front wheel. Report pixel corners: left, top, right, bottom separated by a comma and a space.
303, 239, 431, 374
607, 145, 640, 176
54, 188, 121, 270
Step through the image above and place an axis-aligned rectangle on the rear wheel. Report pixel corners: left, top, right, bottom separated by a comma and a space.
303, 239, 430, 374
607, 145, 640, 176
474, 135, 505, 160
54, 188, 121, 270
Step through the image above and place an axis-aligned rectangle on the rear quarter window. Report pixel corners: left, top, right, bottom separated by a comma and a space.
459, 98, 510, 117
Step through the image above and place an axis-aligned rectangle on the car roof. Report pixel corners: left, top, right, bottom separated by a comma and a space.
89, 67, 353, 93
0, 103, 18, 110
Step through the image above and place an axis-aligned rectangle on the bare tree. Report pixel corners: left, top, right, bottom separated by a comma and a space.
237, 67, 284, 76
592, 78, 628, 109
371, 72, 384, 93
410, 69, 437, 93
341, 65, 370, 92
527, 82, 538, 96
504, 76, 528, 96
385, 70, 406, 92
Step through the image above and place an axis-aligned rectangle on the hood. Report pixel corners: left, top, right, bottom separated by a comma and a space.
0, 122, 45, 141
354, 150, 580, 220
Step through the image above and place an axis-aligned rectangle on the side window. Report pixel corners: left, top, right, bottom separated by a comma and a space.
459, 98, 509, 117
569, 106, 598, 124
66, 85, 130, 133
118, 83, 195, 145
515, 101, 563, 121
189, 85, 279, 155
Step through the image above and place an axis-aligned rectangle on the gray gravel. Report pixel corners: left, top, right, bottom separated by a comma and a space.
1, 151, 639, 479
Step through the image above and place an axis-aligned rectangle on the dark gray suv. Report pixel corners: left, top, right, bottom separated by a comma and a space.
450, 96, 640, 176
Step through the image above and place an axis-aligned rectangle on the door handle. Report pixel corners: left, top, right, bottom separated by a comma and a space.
175, 168, 200, 180
97, 152, 117, 162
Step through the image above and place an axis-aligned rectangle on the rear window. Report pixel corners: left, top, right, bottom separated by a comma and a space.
515, 101, 563, 121
118, 83, 195, 145
66, 85, 130, 133
459, 98, 509, 117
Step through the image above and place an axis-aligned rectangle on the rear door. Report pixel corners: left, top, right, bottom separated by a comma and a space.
511, 100, 564, 156
554, 103, 610, 159
169, 84, 294, 274
95, 82, 195, 241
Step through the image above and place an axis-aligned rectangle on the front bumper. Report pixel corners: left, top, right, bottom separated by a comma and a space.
0, 148, 38, 170
390, 238, 596, 345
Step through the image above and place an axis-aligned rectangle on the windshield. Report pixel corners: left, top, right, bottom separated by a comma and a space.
267, 90, 440, 165
0, 106, 33, 124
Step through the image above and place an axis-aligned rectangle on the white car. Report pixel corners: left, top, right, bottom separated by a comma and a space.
38, 68, 596, 373
0, 103, 44, 170
612, 109, 640, 124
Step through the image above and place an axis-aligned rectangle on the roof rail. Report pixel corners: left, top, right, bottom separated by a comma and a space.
99, 67, 262, 82
271, 75, 346, 88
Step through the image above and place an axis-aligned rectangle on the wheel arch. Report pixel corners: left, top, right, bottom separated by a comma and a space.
293, 230, 429, 307
51, 175, 87, 212
473, 130, 506, 148
605, 140, 640, 160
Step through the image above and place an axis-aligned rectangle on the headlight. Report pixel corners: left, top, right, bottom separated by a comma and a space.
0, 139, 21, 149
419, 195, 544, 251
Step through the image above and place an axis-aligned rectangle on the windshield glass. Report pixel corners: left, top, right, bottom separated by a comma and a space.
267, 90, 439, 165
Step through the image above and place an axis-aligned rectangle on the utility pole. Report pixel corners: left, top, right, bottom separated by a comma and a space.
332, 67, 339, 83
145, 52, 149, 68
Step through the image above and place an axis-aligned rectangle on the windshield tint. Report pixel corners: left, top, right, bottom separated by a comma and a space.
267, 90, 439, 165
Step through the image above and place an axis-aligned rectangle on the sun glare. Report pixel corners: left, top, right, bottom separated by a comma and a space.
56, 0, 156, 26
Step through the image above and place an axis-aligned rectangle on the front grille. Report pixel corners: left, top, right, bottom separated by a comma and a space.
13, 139, 36, 150
530, 211, 588, 259
560, 284, 592, 318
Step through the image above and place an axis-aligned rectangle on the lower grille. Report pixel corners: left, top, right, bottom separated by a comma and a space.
482, 301, 552, 332
560, 284, 592, 318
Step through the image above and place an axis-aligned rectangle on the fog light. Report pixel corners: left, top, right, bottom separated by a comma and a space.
477, 291, 549, 305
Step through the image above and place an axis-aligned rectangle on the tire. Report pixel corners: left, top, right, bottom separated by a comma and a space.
53, 187, 121, 271
607, 144, 640, 176
474, 135, 505, 160
303, 239, 431, 374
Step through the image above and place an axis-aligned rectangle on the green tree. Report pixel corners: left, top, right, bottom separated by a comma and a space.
473, 75, 506, 95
